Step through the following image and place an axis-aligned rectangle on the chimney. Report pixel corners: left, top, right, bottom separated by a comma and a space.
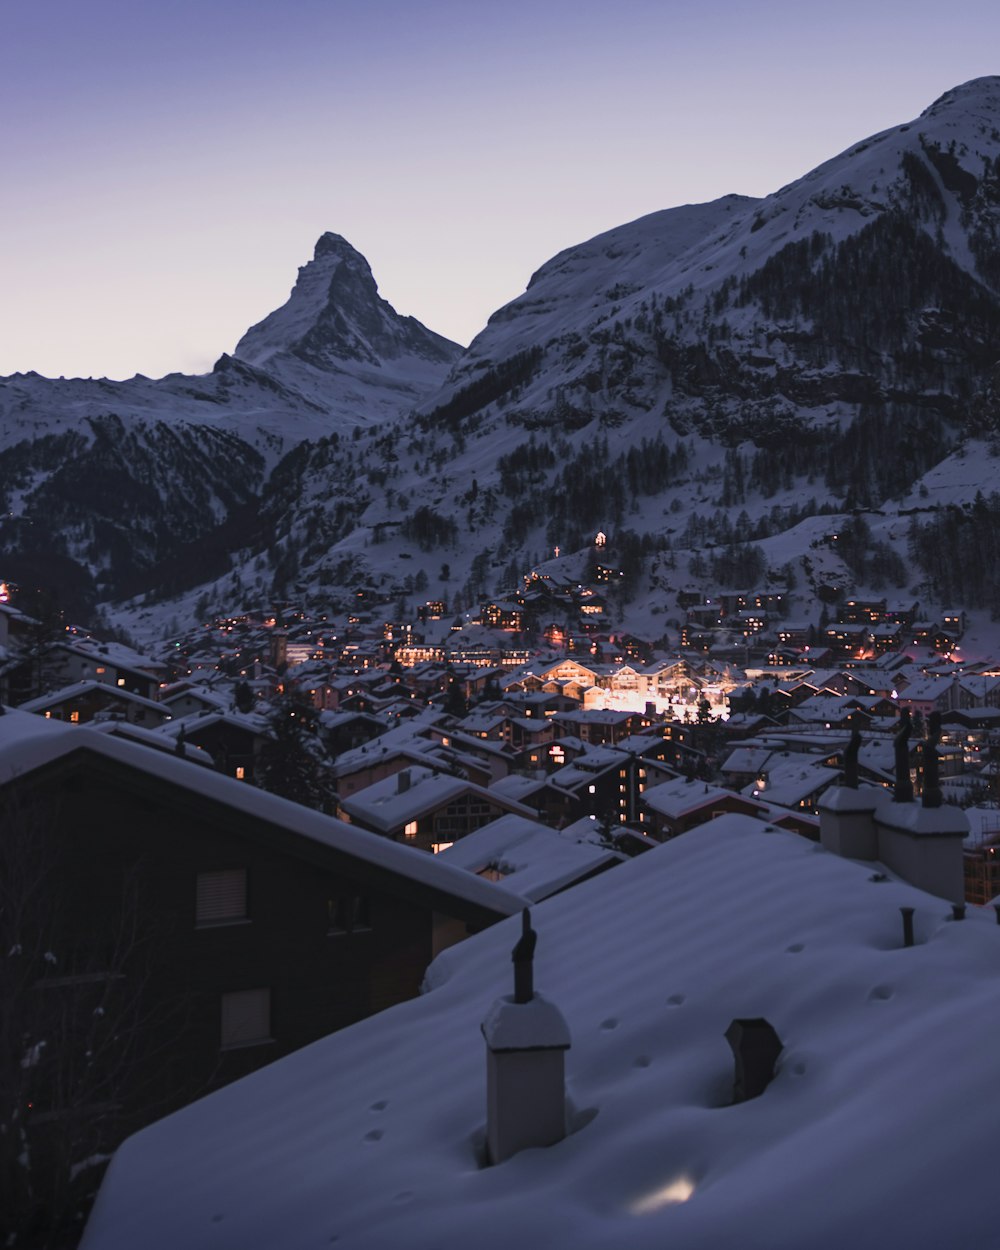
725, 1017, 783, 1103
397, 768, 410, 794
481, 910, 571, 1164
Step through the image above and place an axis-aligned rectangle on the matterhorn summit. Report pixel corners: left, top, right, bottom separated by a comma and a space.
233, 232, 460, 404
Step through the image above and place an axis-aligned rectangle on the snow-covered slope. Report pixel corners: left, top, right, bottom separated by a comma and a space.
430, 75, 1000, 440
82, 815, 1000, 1249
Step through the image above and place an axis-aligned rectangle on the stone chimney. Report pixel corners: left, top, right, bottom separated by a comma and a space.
819, 726, 879, 860
819, 711, 968, 904
397, 768, 411, 794
481, 909, 571, 1164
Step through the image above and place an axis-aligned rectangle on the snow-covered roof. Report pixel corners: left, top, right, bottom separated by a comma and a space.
641, 776, 765, 821
0, 710, 527, 919
438, 814, 618, 900
81, 812, 1000, 1249
18, 680, 168, 716
339, 765, 534, 834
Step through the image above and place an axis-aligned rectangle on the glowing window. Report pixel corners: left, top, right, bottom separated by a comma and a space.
588, 784, 596, 794
431, 841, 454, 854
404, 820, 418, 839
117, 678, 126, 687
235, 766, 245, 781
70, 711, 80, 723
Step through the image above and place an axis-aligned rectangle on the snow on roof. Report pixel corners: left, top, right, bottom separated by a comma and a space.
88, 719, 215, 767
747, 760, 841, 809
339, 766, 534, 834
720, 746, 774, 774
0, 709, 526, 918
641, 776, 765, 821
18, 680, 168, 715
81, 814, 1000, 1249
438, 814, 618, 900
489, 773, 549, 802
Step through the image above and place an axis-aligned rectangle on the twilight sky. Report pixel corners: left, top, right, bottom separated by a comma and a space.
3, 0, 999, 380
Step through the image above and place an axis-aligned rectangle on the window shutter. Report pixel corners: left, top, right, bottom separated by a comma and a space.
196, 869, 247, 923
221, 988, 270, 1047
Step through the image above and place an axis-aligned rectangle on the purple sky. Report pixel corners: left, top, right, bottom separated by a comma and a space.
3, 0, 999, 380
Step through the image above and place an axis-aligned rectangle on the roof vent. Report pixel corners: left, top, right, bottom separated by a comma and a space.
725, 1017, 783, 1103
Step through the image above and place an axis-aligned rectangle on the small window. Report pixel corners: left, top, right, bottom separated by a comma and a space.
70, 711, 80, 723
235, 766, 245, 781
431, 841, 454, 854
196, 869, 247, 926
220, 988, 271, 1049
328, 896, 371, 934
117, 677, 126, 687
96, 666, 106, 675
404, 820, 418, 839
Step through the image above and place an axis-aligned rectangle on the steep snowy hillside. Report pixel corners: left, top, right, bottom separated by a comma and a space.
429, 76, 1000, 447
120, 77, 1000, 646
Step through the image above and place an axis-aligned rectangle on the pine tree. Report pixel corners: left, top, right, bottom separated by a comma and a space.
257, 687, 333, 812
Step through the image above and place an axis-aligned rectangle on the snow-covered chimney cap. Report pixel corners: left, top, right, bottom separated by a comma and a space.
481, 993, 571, 1053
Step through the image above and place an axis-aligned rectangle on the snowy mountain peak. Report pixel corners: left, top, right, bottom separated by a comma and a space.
313, 231, 365, 261
234, 232, 459, 374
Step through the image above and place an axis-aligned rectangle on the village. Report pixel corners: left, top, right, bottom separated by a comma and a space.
5, 562, 999, 1247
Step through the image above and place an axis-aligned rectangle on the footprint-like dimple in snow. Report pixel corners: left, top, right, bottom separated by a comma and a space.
667, 993, 686, 1006
364, 1129, 384, 1143
786, 943, 805, 953
634, 1055, 651, 1069
369, 1099, 388, 1113
393, 1191, 414, 1205
210, 1215, 224, 1224
791, 1061, 807, 1076
868, 984, 894, 1002
600, 1017, 619, 1031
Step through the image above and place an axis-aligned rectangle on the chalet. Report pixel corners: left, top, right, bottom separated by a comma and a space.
49, 640, 167, 698
840, 598, 887, 624
336, 766, 535, 853
551, 708, 647, 746
319, 709, 387, 755
898, 676, 958, 718
640, 777, 768, 839
437, 814, 620, 901
480, 601, 524, 631
18, 681, 172, 728
776, 623, 812, 648
746, 755, 841, 814
530, 746, 633, 828
0, 711, 524, 1228
161, 710, 271, 783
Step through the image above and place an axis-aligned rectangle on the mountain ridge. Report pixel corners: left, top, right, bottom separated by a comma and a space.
5, 76, 1000, 638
